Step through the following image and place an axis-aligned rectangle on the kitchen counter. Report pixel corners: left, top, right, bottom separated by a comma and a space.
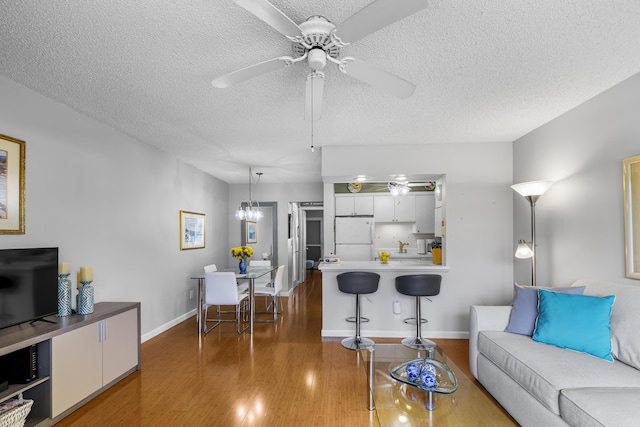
374, 249, 433, 260
319, 261, 449, 338
319, 260, 446, 271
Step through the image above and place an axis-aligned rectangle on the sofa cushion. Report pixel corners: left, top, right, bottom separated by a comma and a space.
560, 388, 640, 427
478, 331, 640, 415
577, 279, 640, 371
533, 290, 615, 361
505, 283, 585, 336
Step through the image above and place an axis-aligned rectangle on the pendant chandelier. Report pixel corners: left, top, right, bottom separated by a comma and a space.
235, 168, 263, 221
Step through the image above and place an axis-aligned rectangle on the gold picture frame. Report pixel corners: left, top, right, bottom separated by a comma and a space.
246, 221, 257, 244
0, 133, 25, 234
623, 155, 640, 279
180, 210, 205, 250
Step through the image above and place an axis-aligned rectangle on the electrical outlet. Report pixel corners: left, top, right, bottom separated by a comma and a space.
189, 290, 194, 300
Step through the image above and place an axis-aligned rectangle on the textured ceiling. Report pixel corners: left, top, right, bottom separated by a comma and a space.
1, 1, 640, 183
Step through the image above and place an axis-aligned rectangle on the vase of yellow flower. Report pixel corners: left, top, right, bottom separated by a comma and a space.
230, 246, 253, 274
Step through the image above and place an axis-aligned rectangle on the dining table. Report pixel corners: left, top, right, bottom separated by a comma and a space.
191, 266, 276, 334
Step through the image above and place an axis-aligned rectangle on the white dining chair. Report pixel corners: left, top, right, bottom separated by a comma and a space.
203, 271, 249, 334
249, 259, 272, 287
254, 265, 284, 321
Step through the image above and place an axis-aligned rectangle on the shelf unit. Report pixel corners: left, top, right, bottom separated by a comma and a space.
0, 302, 140, 427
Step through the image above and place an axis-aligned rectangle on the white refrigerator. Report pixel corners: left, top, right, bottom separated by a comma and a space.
335, 217, 374, 261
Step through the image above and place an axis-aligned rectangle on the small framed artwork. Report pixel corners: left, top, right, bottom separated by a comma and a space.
180, 210, 205, 250
246, 221, 257, 244
0, 134, 26, 234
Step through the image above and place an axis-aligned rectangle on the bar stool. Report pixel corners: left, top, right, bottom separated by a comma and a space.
395, 274, 442, 353
337, 272, 380, 350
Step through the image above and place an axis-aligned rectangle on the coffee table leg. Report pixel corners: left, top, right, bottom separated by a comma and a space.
425, 391, 435, 410
367, 346, 375, 410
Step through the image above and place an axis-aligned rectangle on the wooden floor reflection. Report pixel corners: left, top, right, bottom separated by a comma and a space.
56, 271, 515, 426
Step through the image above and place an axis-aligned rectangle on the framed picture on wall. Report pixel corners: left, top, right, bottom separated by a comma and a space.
180, 210, 205, 250
0, 133, 25, 234
246, 221, 257, 244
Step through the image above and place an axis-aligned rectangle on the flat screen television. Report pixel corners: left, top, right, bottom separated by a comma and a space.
0, 247, 59, 330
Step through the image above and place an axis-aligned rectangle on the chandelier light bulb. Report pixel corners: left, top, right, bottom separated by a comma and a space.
235, 207, 246, 220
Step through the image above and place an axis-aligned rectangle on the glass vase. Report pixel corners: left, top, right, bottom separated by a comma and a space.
239, 257, 247, 274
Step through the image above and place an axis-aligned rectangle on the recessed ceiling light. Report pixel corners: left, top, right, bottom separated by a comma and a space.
356, 175, 366, 182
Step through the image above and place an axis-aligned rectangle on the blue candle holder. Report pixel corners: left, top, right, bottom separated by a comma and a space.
77, 280, 94, 315
57, 273, 72, 316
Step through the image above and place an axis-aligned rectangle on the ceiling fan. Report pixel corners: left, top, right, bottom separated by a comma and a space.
211, 0, 429, 121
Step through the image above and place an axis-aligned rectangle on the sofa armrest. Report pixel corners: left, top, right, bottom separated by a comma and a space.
469, 305, 512, 379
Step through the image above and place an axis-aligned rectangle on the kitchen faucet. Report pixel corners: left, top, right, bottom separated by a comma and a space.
398, 241, 409, 253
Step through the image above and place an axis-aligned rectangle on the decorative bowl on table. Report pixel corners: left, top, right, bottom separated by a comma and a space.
390, 358, 458, 394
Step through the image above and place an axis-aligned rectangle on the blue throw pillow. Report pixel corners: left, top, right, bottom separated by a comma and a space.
533, 290, 615, 362
505, 284, 586, 336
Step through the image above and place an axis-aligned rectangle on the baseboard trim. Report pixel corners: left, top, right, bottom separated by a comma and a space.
142, 309, 196, 342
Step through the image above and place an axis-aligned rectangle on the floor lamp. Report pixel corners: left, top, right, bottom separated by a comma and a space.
511, 180, 554, 286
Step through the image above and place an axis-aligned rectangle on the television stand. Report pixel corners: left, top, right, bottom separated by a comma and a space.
29, 317, 56, 325
0, 302, 140, 426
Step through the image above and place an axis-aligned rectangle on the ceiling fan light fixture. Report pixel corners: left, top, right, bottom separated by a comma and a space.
388, 181, 410, 196
307, 48, 327, 70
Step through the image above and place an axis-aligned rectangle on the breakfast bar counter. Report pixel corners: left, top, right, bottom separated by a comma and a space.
319, 261, 450, 338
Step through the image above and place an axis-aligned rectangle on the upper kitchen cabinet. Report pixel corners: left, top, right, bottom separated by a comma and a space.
413, 194, 436, 233
374, 195, 416, 222
335, 194, 374, 216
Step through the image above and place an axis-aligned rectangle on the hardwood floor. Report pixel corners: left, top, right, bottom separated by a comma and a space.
56, 272, 516, 426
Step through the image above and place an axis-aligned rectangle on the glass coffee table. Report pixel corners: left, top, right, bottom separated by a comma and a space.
359, 343, 514, 426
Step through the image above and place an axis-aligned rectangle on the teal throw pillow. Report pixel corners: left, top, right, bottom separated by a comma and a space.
505, 283, 586, 336
532, 289, 615, 362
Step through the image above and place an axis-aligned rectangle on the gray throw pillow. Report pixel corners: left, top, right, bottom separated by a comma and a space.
505, 283, 586, 336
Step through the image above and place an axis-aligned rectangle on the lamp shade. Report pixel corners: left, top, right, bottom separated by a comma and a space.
511, 181, 553, 198
515, 240, 534, 259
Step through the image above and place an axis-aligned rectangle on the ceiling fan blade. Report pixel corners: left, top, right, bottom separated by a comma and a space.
235, 0, 303, 39
340, 58, 416, 99
212, 57, 293, 88
334, 0, 428, 45
305, 71, 324, 121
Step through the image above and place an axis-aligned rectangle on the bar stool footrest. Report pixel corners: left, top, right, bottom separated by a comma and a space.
402, 317, 427, 325
346, 316, 370, 323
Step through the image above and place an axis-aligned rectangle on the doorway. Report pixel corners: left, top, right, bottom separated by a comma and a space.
240, 201, 278, 266
288, 202, 323, 290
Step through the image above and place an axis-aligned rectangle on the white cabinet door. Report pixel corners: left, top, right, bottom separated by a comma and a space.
51, 309, 140, 418
102, 309, 139, 385
373, 196, 395, 222
335, 195, 373, 216
353, 196, 373, 215
434, 206, 443, 237
394, 196, 416, 222
52, 323, 103, 418
414, 194, 435, 233
335, 196, 354, 216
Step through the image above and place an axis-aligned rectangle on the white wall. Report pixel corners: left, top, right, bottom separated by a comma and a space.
513, 72, 640, 286
0, 76, 230, 340
228, 182, 323, 292
322, 143, 514, 335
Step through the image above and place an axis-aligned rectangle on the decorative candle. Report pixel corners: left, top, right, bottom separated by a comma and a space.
58, 262, 70, 275
79, 266, 93, 282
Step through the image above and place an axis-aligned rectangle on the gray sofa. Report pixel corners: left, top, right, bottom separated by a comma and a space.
469, 279, 640, 427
